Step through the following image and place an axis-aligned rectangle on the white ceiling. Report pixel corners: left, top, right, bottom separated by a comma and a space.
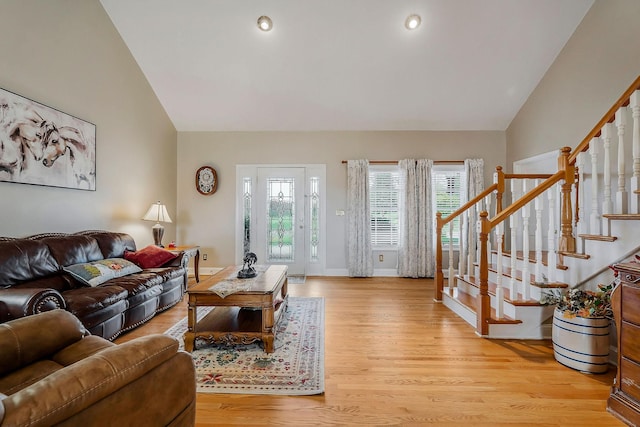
100, 0, 593, 132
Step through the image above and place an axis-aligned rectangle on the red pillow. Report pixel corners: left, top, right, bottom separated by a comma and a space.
124, 245, 178, 269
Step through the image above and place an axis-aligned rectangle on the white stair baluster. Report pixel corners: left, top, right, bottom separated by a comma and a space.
631, 91, 640, 213
602, 123, 614, 233
458, 213, 466, 278
485, 195, 492, 265
495, 222, 504, 318
509, 179, 519, 298
534, 179, 543, 283
521, 181, 531, 300
476, 201, 482, 273
448, 221, 454, 285
616, 107, 628, 214
467, 205, 475, 279
590, 138, 600, 234
576, 152, 586, 241
547, 184, 557, 284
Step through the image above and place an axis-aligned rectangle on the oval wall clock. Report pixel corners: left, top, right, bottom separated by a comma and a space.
195, 166, 218, 195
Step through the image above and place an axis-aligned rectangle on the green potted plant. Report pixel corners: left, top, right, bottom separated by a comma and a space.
542, 280, 615, 373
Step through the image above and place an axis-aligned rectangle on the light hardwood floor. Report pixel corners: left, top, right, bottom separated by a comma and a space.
116, 277, 624, 426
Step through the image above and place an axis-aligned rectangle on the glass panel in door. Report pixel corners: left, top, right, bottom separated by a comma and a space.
256, 167, 305, 275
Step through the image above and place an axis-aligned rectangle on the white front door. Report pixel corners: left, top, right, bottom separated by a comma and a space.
255, 167, 306, 275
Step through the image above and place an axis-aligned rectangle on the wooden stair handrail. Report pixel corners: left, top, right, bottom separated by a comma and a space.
489, 171, 564, 228
438, 173, 555, 227
504, 173, 553, 180
438, 183, 498, 227
569, 74, 640, 164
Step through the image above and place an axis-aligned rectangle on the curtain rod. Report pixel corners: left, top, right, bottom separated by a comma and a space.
341, 160, 464, 165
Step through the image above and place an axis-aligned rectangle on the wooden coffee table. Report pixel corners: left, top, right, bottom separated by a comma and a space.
184, 264, 288, 353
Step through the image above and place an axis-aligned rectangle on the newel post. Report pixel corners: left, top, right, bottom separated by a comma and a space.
558, 147, 576, 253
477, 211, 491, 336
494, 166, 505, 213
435, 212, 444, 301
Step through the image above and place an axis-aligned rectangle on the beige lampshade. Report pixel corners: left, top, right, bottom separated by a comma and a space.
142, 201, 172, 223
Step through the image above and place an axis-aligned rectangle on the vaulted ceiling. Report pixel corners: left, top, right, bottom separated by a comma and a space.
100, 0, 594, 132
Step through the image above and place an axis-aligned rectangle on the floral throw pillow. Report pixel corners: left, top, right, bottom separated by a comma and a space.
124, 245, 178, 269
64, 258, 142, 287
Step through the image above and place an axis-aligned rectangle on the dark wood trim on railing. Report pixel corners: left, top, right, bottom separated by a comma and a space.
568, 74, 640, 164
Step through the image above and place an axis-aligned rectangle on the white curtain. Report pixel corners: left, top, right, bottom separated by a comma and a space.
397, 159, 434, 278
463, 158, 485, 266
465, 159, 484, 201
347, 159, 373, 277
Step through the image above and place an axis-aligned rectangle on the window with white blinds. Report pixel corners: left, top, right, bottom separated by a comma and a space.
369, 166, 400, 247
432, 165, 465, 247
368, 164, 466, 248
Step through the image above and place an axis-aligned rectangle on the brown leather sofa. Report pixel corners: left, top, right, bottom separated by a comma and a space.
0, 230, 187, 340
0, 309, 195, 426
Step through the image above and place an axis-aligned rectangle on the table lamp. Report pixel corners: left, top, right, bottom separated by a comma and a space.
142, 201, 172, 247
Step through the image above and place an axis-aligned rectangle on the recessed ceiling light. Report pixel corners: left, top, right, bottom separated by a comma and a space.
257, 16, 273, 32
405, 14, 421, 30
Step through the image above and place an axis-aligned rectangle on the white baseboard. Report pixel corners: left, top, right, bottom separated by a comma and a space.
323, 268, 398, 277
324, 268, 349, 276
198, 267, 400, 278
373, 268, 399, 277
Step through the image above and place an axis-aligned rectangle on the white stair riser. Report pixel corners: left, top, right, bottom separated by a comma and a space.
456, 280, 478, 297
442, 290, 476, 328
459, 274, 544, 302
487, 305, 556, 339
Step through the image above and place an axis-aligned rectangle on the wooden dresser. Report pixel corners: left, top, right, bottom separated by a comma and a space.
608, 262, 640, 426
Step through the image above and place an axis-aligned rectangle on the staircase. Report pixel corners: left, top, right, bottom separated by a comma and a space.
435, 75, 640, 339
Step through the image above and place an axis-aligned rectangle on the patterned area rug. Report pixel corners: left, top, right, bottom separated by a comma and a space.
287, 275, 306, 284
164, 297, 324, 395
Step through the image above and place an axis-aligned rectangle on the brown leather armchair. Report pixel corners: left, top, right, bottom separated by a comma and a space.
0, 310, 196, 426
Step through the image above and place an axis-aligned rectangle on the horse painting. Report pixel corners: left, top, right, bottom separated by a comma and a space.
0, 89, 95, 190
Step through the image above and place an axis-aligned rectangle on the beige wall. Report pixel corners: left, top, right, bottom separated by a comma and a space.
506, 0, 640, 169
177, 131, 506, 272
0, 0, 177, 246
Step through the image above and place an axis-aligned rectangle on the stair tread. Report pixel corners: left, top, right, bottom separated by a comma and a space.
531, 281, 568, 289
557, 251, 591, 259
578, 234, 617, 242
456, 275, 546, 306
494, 250, 548, 264
489, 264, 535, 282
485, 263, 569, 286
602, 213, 640, 220
497, 251, 568, 270
445, 287, 522, 324
487, 264, 536, 283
